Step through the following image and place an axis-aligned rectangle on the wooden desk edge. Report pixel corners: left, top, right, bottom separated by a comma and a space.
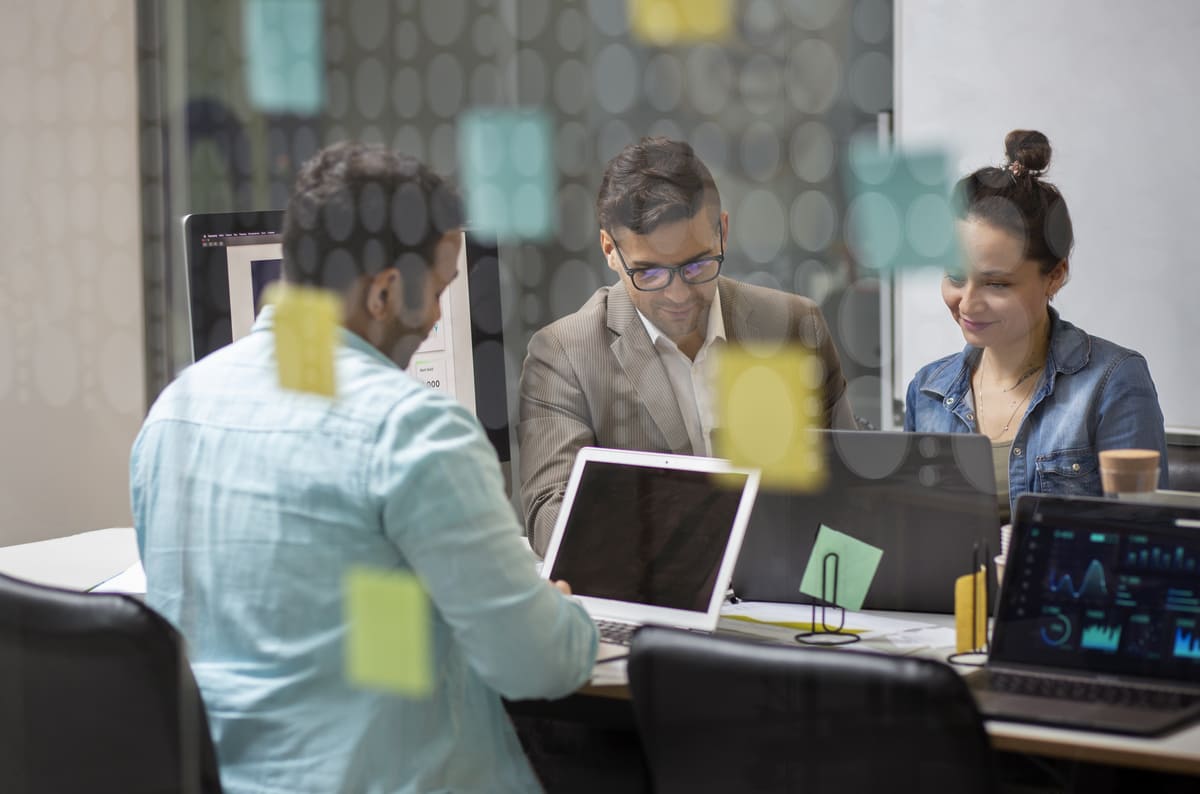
988, 728, 1200, 776
579, 682, 631, 700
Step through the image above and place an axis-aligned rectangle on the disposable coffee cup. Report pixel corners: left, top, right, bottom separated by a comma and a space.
1099, 449, 1160, 497
999, 523, 1013, 559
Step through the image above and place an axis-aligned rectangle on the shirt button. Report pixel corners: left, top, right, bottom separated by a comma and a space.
966, 412, 975, 421
1072, 463, 1080, 471
1013, 447, 1023, 457
945, 397, 955, 405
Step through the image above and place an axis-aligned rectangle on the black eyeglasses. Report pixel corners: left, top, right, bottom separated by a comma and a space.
610, 230, 724, 292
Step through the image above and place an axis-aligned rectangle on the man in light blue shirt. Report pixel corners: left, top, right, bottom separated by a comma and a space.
132, 142, 598, 793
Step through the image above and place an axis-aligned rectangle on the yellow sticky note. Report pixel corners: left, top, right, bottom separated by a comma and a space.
954, 565, 988, 653
713, 344, 827, 491
270, 284, 340, 397
344, 567, 433, 697
628, 0, 732, 45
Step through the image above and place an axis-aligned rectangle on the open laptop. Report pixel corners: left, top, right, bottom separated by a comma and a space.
540, 447, 760, 649
971, 494, 1200, 736
731, 430, 998, 613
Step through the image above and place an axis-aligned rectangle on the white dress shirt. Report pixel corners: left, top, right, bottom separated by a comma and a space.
636, 289, 726, 457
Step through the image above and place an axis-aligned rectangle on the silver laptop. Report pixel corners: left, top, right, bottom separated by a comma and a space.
971, 494, 1200, 736
540, 447, 760, 649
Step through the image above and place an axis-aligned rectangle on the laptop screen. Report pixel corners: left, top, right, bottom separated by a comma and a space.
546, 460, 750, 613
994, 497, 1200, 683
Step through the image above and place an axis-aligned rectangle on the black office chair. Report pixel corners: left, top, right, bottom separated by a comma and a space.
0, 573, 222, 793
628, 626, 994, 794
1167, 432, 1200, 492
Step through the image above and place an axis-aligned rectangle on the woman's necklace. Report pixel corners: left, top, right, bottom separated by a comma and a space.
1001, 365, 1040, 393
976, 360, 1040, 435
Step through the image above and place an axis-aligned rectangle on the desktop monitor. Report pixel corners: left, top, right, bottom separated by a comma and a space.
182, 211, 510, 461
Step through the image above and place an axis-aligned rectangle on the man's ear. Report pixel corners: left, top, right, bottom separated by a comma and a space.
365, 268, 400, 320
719, 210, 729, 247
600, 229, 620, 273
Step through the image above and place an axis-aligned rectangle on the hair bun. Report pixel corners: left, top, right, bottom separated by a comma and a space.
1004, 129, 1051, 174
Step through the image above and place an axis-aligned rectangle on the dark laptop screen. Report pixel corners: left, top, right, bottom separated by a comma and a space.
546, 461, 748, 613
994, 497, 1200, 683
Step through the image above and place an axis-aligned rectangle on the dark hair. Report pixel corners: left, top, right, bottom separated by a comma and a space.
954, 129, 1074, 274
281, 142, 463, 301
596, 137, 720, 236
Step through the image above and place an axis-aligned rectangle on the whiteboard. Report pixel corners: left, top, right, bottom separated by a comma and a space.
893, 0, 1200, 431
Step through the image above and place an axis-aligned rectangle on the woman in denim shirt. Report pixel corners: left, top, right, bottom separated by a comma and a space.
904, 130, 1167, 522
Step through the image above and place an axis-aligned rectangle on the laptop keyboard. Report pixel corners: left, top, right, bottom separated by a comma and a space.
595, 619, 637, 646
989, 671, 1200, 712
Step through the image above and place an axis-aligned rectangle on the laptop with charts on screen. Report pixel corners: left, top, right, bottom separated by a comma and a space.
971, 494, 1200, 736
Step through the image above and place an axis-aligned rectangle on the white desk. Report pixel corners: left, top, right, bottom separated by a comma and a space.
0, 527, 139, 590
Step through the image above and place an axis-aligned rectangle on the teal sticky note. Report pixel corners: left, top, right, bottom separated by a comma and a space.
799, 524, 884, 611
843, 138, 961, 272
458, 109, 555, 241
243, 0, 324, 115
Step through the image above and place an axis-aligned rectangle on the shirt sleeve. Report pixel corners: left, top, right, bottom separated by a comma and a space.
517, 327, 597, 557
1094, 353, 1170, 488
372, 392, 598, 701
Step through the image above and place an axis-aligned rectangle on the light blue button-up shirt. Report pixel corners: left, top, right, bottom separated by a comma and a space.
131, 306, 597, 794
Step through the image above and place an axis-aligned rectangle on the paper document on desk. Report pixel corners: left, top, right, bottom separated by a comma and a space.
91, 559, 147, 595
886, 626, 957, 651
720, 601, 934, 639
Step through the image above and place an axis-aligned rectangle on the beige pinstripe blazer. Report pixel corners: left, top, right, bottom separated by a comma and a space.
518, 277, 852, 556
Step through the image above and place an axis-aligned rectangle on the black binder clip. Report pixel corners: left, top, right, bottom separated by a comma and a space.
795, 551, 860, 646
947, 540, 990, 666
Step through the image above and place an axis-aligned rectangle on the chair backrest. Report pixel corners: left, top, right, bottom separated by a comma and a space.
1167, 433, 1200, 492
0, 572, 222, 794
628, 626, 994, 794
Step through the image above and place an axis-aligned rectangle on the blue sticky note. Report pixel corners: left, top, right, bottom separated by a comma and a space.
843, 138, 961, 272
799, 524, 883, 611
458, 109, 555, 241
243, 0, 324, 115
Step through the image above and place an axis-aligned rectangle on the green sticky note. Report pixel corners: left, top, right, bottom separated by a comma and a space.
243, 0, 324, 115
344, 567, 433, 697
843, 138, 961, 273
458, 109, 555, 241
799, 524, 883, 611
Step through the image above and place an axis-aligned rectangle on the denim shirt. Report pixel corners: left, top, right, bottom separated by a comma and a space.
904, 308, 1168, 515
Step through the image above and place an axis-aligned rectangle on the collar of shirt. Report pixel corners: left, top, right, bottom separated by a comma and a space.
252, 303, 398, 369
635, 287, 726, 355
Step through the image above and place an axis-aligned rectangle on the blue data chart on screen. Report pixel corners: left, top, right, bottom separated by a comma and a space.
1124, 542, 1199, 573
1041, 530, 1119, 605
1174, 620, 1200, 661
1010, 523, 1200, 673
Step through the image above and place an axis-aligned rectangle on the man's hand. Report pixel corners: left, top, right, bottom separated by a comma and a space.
552, 580, 572, 596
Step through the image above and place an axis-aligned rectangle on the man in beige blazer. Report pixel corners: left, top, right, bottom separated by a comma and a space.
519, 137, 855, 556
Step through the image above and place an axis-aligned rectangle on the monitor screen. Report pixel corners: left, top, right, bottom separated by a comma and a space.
546, 461, 749, 613
183, 211, 510, 460
995, 500, 1200, 683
